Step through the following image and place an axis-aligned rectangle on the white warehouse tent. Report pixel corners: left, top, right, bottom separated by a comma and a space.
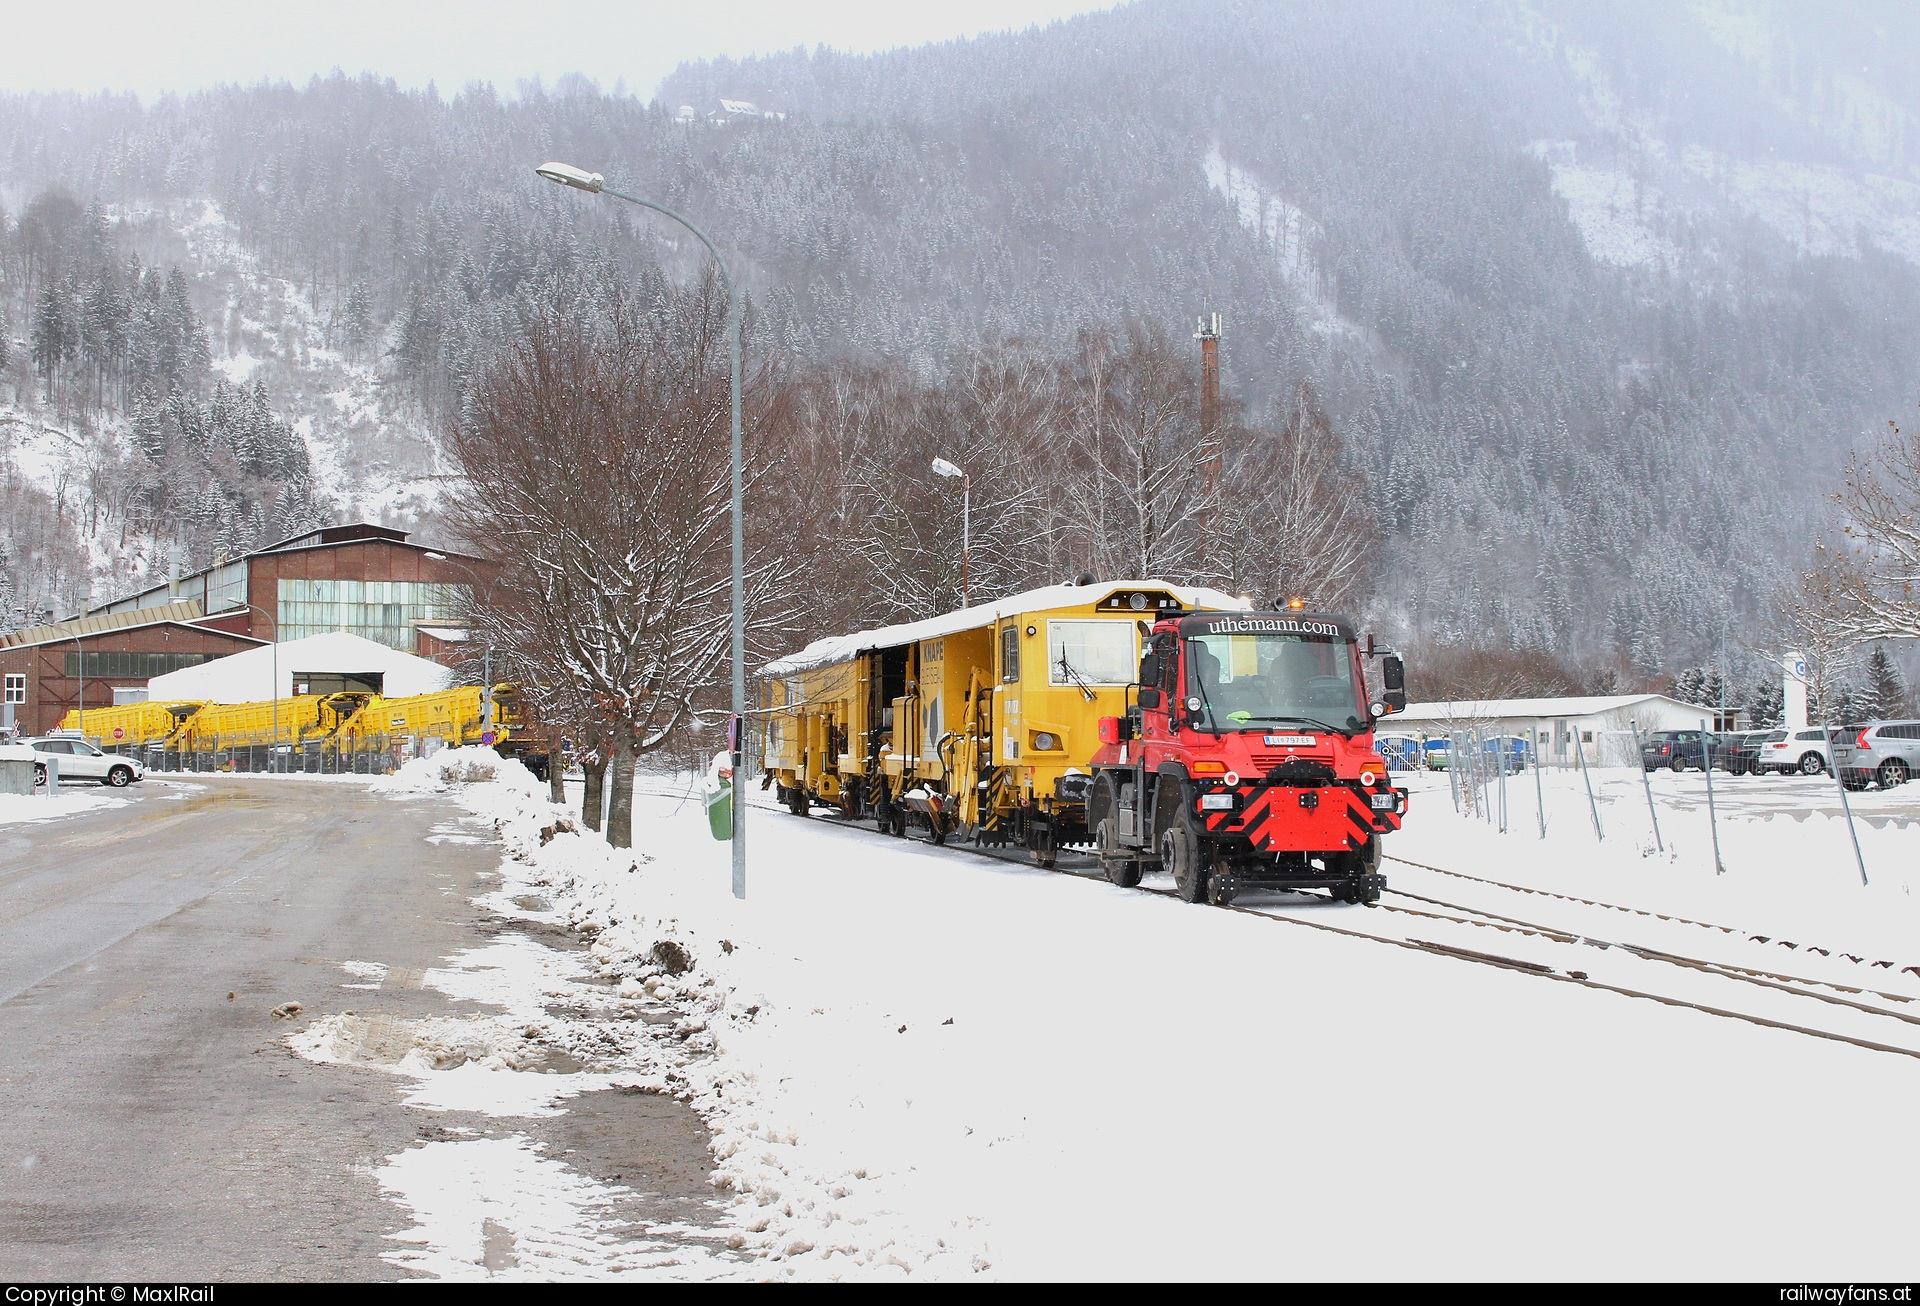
146, 631, 454, 704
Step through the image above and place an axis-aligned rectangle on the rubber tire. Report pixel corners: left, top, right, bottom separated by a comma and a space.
1669, 756, 1687, 772
1162, 826, 1209, 904
106, 766, 133, 788
1880, 759, 1910, 788
1095, 817, 1143, 888
1799, 753, 1825, 777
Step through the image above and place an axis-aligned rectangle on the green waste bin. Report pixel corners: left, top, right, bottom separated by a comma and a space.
705, 776, 733, 841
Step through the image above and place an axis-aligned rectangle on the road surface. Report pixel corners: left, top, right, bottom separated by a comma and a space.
0, 776, 717, 1279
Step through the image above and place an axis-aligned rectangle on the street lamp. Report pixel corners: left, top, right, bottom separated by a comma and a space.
70, 631, 85, 742
536, 160, 747, 900
932, 457, 970, 609
216, 602, 278, 772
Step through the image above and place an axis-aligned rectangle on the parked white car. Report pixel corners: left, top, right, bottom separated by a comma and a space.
1756, 727, 1837, 777
21, 736, 145, 787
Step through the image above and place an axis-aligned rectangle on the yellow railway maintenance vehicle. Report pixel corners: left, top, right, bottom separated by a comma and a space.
761, 579, 1245, 866
356, 685, 534, 760
61, 700, 204, 750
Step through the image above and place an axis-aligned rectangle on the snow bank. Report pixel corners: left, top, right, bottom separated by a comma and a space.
0, 790, 128, 825
380, 751, 1920, 1280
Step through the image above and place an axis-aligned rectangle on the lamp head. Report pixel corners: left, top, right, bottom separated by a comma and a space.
931, 457, 964, 479
534, 161, 605, 193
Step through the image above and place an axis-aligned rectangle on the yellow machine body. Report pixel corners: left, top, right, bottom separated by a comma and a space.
761, 580, 1244, 861
60, 700, 205, 748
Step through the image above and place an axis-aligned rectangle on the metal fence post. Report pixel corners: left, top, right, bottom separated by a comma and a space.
1629, 720, 1664, 853
1700, 718, 1723, 874
1532, 732, 1547, 838
1574, 725, 1603, 842
1828, 725, 1870, 887
1497, 733, 1509, 834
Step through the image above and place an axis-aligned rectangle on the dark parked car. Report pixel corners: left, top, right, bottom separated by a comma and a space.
1640, 729, 1720, 771
1713, 731, 1772, 776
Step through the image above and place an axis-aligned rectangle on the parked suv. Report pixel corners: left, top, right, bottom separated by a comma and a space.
1756, 727, 1838, 777
21, 736, 145, 787
1832, 720, 1920, 789
1713, 731, 1771, 776
1640, 729, 1719, 771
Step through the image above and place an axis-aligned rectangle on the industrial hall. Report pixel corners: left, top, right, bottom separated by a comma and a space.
1, 523, 487, 738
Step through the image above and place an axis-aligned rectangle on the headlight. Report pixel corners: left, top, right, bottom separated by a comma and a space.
1199, 792, 1235, 811
1032, 732, 1059, 751
1370, 792, 1396, 811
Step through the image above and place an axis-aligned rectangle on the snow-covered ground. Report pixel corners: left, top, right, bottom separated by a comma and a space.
351, 748, 1920, 1280
0, 789, 129, 825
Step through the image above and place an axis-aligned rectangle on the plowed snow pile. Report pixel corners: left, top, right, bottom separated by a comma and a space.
375, 748, 1920, 1280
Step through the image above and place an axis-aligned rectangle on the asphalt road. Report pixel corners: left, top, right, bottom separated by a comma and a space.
0, 776, 716, 1280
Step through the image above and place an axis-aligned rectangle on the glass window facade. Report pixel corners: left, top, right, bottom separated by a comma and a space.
277, 579, 471, 650
64, 652, 214, 678
207, 561, 249, 615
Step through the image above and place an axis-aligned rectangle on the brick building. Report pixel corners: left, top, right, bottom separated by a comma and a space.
0, 605, 265, 737
93, 523, 492, 656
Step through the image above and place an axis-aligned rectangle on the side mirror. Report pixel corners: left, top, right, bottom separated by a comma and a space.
1139, 653, 1161, 687
1380, 655, 1407, 713
1138, 686, 1162, 710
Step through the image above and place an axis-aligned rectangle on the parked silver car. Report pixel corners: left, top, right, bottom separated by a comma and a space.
21, 736, 146, 787
1832, 720, 1920, 789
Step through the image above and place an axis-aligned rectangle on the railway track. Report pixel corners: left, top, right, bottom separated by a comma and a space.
1383, 852, 1920, 978
627, 782, 1920, 1063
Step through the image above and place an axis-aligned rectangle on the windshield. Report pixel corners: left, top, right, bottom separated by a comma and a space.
1185, 631, 1365, 733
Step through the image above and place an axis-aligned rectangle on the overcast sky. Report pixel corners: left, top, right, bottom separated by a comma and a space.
8, 1, 1123, 102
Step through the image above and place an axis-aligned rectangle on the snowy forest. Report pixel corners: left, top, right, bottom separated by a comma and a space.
3, 0, 1919, 719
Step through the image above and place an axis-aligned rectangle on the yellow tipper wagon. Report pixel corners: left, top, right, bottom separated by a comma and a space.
60, 700, 204, 749
761, 579, 1247, 865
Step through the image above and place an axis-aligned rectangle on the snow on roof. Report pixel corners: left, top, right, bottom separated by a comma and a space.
145, 631, 454, 703
1393, 693, 1711, 722
764, 580, 1251, 676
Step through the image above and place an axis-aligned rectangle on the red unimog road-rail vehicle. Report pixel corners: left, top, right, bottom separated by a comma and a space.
1085, 606, 1409, 905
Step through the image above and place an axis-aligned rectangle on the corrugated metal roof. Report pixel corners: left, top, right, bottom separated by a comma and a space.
0, 601, 211, 649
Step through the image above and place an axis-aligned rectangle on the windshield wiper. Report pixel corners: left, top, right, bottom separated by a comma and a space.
1233, 714, 1356, 736
1054, 652, 1097, 702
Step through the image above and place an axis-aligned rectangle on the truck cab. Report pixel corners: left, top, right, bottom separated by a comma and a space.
1086, 608, 1408, 904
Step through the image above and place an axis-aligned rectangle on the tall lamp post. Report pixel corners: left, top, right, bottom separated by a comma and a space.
70, 632, 86, 742
216, 602, 278, 772
932, 458, 970, 608
535, 160, 747, 900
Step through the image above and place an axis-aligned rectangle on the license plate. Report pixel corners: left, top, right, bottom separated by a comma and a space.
1264, 734, 1316, 746
1370, 792, 1396, 811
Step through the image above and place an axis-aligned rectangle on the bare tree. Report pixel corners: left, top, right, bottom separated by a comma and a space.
1213, 380, 1376, 609
1779, 551, 1865, 724
1060, 325, 1212, 583
447, 273, 788, 848
1826, 415, 1920, 641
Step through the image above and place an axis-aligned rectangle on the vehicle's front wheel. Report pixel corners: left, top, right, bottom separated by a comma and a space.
106, 766, 134, 788
1095, 817, 1142, 887
1799, 753, 1826, 776
1880, 759, 1910, 788
1161, 826, 1209, 904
